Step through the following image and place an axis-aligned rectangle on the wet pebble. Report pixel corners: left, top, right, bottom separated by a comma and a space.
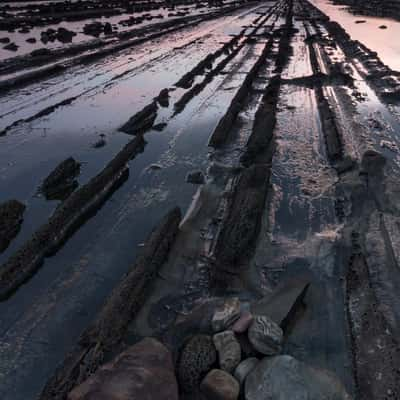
186, 170, 205, 184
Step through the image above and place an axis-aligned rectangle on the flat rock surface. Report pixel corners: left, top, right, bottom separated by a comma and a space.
245, 355, 352, 400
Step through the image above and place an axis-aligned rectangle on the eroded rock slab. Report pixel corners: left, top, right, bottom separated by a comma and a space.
68, 338, 178, 400
41, 157, 81, 200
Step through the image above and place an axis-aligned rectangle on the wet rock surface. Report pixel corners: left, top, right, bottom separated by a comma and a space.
67, 338, 178, 400
245, 355, 352, 400
177, 334, 217, 393
213, 330, 241, 373
200, 369, 240, 400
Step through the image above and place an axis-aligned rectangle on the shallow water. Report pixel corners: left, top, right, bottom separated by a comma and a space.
310, 0, 400, 71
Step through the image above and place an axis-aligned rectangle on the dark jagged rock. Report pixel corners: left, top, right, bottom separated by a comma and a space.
156, 88, 170, 107
186, 170, 205, 184
41, 157, 81, 200
3, 42, 18, 51
0, 200, 25, 253
31, 48, 52, 57
240, 77, 280, 166
119, 102, 158, 135
68, 338, 178, 400
177, 334, 217, 393
0, 37, 10, 44
40, 207, 181, 400
212, 164, 270, 288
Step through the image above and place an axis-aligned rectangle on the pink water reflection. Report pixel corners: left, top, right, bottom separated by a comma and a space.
310, 0, 400, 71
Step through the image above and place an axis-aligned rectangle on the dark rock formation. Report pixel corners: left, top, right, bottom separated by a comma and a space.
41, 157, 81, 200
0, 199, 25, 252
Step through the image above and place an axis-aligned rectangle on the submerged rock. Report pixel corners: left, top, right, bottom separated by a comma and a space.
3, 42, 18, 51
177, 334, 217, 393
42, 157, 81, 200
186, 170, 205, 184
212, 297, 241, 332
213, 330, 241, 373
200, 369, 240, 400
68, 338, 178, 400
156, 88, 170, 107
248, 316, 283, 355
245, 355, 351, 400
0, 200, 25, 253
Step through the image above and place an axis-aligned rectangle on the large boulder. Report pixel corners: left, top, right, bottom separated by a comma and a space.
177, 334, 217, 393
248, 316, 283, 355
245, 355, 352, 400
68, 338, 178, 400
213, 330, 241, 373
201, 369, 240, 400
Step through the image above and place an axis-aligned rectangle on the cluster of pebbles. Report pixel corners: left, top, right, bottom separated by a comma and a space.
66, 291, 352, 400
176, 297, 283, 400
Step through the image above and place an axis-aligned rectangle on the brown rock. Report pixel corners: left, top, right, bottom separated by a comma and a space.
200, 369, 239, 400
68, 338, 178, 400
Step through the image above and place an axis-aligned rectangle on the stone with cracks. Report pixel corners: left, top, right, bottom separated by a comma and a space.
248, 315, 283, 355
